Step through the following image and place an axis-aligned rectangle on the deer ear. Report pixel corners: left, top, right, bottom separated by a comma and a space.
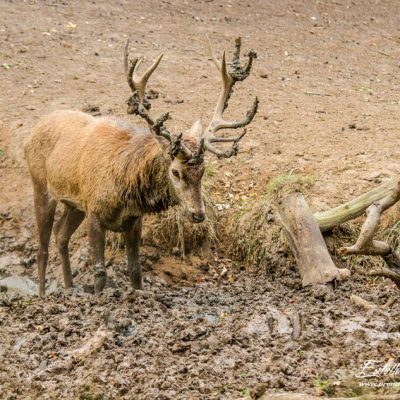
188, 119, 203, 138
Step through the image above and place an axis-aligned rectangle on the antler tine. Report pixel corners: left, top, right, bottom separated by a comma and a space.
124, 39, 130, 76
133, 53, 163, 105
206, 36, 221, 71
202, 37, 258, 158
213, 52, 234, 117
211, 96, 259, 134
124, 39, 138, 92
170, 132, 194, 160
124, 39, 164, 103
124, 39, 173, 142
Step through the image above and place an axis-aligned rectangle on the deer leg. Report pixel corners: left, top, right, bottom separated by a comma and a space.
53, 205, 85, 289
33, 183, 57, 297
87, 213, 106, 294
124, 217, 143, 289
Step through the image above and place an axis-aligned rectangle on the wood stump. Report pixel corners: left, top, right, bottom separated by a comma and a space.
276, 191, 350, 286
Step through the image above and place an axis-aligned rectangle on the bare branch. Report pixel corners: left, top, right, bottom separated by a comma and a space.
314, 179, 400, 231
334, 179, 400, 290
338, 180, 400, 256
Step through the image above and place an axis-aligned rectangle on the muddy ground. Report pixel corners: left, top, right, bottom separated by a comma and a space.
1, 0, 400, 399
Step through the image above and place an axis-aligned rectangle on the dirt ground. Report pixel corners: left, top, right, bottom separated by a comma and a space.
1, 0, 400, 399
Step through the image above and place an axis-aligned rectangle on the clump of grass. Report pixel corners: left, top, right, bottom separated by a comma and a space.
107, 187, 217, 257
315, 377, 335, 396
228, 173, 315, 271
228, 199, 284, 270
143, 188, 217, 257
383, 203, 400, 252
265, 172, 316, 199
205, 162, 217, 177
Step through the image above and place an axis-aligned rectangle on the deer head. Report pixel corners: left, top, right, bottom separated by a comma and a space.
124, 37, 258, 223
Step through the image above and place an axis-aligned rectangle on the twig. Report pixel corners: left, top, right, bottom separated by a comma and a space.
370, 267, 400, 289
350, 294, 378, 310
289, 311, 302, 340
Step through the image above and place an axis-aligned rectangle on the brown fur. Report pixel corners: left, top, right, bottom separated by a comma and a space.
24, 110, 205, 295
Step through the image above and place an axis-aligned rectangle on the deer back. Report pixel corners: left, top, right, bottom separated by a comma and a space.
25, 110, 173, 225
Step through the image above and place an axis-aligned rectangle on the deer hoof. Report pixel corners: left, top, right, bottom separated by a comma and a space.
94, 276, 107, 294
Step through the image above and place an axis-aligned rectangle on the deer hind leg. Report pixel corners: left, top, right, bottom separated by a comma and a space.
53, 204, 85, 290
33, 182, 57, 297
87, 213, 106, 294
124, 217, 143, 289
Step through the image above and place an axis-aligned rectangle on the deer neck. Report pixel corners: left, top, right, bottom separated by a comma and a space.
119, 144, 179, 215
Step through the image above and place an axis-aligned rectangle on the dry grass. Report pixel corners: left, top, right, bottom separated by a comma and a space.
106, 186, 218, 258
143, 188, 217, 257
227, 173, 316, 271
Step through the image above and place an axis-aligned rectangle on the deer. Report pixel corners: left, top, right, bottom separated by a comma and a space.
24, 37, 258, 296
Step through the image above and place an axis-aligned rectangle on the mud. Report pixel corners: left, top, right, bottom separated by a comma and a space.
1, 268, 399, 399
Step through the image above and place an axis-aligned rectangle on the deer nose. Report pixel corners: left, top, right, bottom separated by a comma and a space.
192, 212, 205, 223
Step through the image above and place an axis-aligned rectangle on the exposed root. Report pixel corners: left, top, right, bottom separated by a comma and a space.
369, 267, 400, 289
338, 179, 400, 256
337, 179, 400, 290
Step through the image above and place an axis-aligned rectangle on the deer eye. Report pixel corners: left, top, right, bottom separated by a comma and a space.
172, 169, 180, 179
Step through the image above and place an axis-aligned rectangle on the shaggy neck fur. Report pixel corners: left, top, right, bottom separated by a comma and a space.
111, 132, 179, 215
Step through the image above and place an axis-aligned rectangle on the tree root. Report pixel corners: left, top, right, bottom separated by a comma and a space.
338, 179, 400, 289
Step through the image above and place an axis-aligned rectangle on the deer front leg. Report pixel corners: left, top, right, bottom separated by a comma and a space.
124, 217, 143, 289
87, 213, 107, 294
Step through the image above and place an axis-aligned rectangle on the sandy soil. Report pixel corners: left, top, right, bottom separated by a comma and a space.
1, 0, 400, 399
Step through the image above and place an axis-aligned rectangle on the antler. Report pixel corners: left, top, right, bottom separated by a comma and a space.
203, 37, 258, 158
124, 39, 193, 159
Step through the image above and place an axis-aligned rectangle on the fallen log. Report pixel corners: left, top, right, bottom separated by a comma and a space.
314, 178, 398, 231
276, 191, 350, 286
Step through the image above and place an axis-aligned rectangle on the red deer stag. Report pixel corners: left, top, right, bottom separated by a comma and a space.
24, 37, 258, 296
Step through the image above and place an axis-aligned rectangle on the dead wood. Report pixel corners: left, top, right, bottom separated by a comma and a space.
350, 294, 378, 310
351, 293, 397, 311
68, 324, 111, 359
314, 178, 399, 231
370, 267, 400, 288
337, 180, 400, 288
338, 180, 400, 255
276, 191, 350, 286
288, 311, 302, 340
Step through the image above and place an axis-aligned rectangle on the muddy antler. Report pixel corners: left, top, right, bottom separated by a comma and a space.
124, 39, 193, 159
202, 37, 258, 158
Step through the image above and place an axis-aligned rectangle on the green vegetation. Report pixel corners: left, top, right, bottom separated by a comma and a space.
265, 172, 316, 199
